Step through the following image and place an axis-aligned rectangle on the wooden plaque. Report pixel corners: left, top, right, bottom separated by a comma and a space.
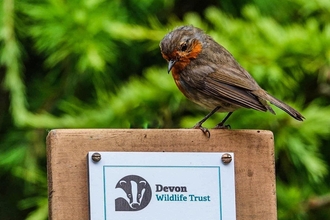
47, 129, 276, 220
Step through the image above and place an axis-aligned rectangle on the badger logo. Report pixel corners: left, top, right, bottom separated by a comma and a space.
115, 175, 152, 211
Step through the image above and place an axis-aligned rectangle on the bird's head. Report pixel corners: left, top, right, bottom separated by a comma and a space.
160, 25, 204, 73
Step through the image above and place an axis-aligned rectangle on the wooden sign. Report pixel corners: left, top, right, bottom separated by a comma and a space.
47, 129, 276, 220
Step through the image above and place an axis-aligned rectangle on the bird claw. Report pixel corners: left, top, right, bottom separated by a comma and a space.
214, 124, 231, 129
193, 124, 211, 138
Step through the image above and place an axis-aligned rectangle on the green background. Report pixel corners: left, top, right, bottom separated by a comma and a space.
1, 0, 330, 219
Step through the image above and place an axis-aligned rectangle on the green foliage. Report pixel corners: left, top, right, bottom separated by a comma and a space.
1, 0, 330, 219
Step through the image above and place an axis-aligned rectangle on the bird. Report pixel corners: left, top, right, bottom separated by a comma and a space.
159, 25, 304, 136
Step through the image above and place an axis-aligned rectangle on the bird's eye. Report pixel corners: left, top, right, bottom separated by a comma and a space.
181, 43, 188, 51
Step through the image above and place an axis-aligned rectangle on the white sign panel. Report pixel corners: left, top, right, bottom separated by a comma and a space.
88, 152, 236, 220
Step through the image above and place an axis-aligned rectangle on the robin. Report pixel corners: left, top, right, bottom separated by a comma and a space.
160, 25, 304, 136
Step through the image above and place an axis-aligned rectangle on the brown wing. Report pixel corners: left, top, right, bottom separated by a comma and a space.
180, 54, 268, 111
203, 39, 260, 90
203, 74, 268, 111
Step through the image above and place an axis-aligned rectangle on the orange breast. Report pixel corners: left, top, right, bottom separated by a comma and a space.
171, 68, 187, 96
169, 40, 203, 99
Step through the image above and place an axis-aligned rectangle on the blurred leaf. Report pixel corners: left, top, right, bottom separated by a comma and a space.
1, 0, 330, 219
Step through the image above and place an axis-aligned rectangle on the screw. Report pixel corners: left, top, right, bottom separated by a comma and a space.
91, 152, 101, 162
221, 153, 232, 164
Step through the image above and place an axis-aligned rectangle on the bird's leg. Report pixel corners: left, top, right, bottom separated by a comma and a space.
214, 112, 233, 129
193, 106, 221, 137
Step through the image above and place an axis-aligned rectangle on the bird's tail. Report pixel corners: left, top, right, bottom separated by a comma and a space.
266, 93, 305, 121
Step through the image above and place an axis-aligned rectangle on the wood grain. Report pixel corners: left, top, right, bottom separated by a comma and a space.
47, 129, 276, 220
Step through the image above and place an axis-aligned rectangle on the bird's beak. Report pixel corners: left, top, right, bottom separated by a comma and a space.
168, 59, 177, 73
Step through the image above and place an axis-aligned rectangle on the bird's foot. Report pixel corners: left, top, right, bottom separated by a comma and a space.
214, 123, 231, 129
193, 123, 211, 138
